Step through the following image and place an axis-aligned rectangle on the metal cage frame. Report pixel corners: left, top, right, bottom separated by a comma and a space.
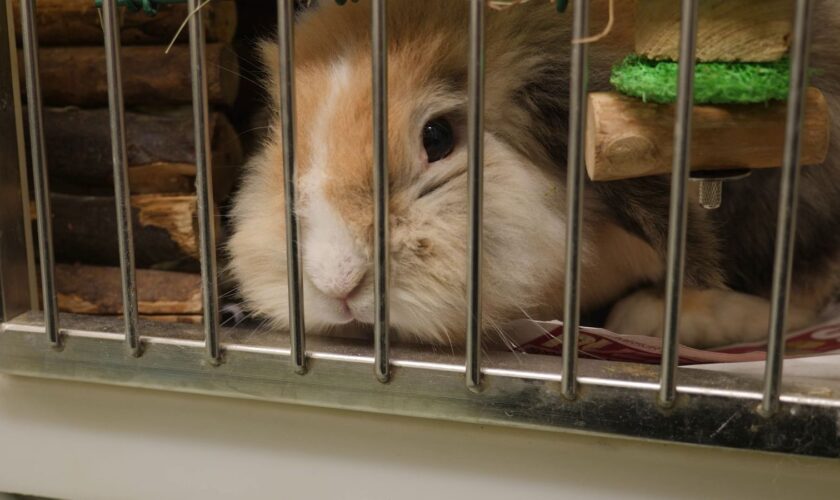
2, 0, 839, 459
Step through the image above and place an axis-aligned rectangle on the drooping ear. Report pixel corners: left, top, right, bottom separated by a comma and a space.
256, 38, 282, 111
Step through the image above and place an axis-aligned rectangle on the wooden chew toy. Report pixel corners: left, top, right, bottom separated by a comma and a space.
33, 107, 242, 197
11, 0, 237, 45
31, 192, 223, 268
586, 88, 830, 181
56, 264, 202, 323
635, 0, 792, 62
11, 0, 246, 323
585, 0, 832, 199
18, 44, 240, 107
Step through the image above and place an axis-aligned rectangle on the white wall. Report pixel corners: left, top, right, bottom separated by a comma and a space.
0, 374, 838, 500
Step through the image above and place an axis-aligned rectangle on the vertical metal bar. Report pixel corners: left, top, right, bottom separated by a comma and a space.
561, 0, 589, 400
187, 0, 221, 363
465, 0, 485, 392
371, 0, 390, 383
0, 0, 37, 321
102, 0, 140, 356
278, 0, 306, 374
761, 0, 814, 416
658, 0, 699, 407
19, 0, 60, 345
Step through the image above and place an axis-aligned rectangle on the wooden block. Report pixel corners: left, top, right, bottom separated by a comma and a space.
635, 0, 792, 62
126, 163, 199, 195
140, 315, 203, 325
56, 263, 202, 316
123, 163, 238, 198
12, 0, 237, 45
19, 44, 239, 106
35, 193, 222, 268
32, 107, 242, 198
585, 89, 830, 182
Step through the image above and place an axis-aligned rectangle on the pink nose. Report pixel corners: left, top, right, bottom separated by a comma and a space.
310, 268, 366, 300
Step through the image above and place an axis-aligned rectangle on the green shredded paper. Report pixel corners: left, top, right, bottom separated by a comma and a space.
610, 55, 794, 104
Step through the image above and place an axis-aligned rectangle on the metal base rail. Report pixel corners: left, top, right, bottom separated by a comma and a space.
1, 312, 838, 459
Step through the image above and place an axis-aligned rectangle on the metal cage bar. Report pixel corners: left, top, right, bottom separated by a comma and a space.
0, 0, 36, 322
561, 0, 589, 400
102, 0, 141, 356
762, 0, 815, 415
371, 0, 391, 383
187, 0, 222, 363
278, 0, 307, 374
19, 0, 60, 346
659, 0, 699, 407
465, 0, 485, 391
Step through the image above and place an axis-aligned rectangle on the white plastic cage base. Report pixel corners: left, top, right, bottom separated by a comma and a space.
3, 372, 840, 500
1, 312, 839, 458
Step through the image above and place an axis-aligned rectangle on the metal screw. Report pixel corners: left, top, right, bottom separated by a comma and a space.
698, 179, 723, 209
689, 169, 751, 210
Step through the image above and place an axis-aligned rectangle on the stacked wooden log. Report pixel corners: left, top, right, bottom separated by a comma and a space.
13, 0, 243, 324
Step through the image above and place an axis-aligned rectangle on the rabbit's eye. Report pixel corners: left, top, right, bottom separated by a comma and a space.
422, 118, 454, 163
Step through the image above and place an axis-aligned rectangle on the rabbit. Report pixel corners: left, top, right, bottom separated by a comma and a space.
227, 0, 840, 349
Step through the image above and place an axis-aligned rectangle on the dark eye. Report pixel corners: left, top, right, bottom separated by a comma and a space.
422, 118, 454, 163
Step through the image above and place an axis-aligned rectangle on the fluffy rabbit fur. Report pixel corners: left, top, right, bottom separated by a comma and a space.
228, 0, 840, 348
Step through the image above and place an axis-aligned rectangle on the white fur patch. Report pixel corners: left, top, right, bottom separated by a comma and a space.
299, 59, 367, 299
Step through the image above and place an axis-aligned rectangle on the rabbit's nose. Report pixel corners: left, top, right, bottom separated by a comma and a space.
309, 265, 367, 300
